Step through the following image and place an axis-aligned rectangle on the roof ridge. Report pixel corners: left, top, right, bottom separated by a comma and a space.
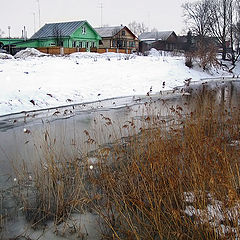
45, 20, 86, 25
95, 25, 124, 29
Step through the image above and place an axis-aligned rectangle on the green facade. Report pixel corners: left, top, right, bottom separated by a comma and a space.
13, 22, 101, 50
0, 38, 23, 47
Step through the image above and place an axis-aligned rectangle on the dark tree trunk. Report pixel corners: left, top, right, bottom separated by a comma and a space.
222, 42, 227, 60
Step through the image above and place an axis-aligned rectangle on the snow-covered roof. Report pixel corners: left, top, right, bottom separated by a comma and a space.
94, 26, 125, 38
31, 21, 86, 39
143, 40, 157, 44
139, 31, 175, 41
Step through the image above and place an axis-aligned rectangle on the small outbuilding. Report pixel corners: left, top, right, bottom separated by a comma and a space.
139, 31, 178, 53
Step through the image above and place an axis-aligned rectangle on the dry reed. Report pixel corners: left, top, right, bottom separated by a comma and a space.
11, 88, 240, 239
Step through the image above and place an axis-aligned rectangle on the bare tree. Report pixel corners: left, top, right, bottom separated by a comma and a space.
128, 21, 148, 37
52, 26, 63, 47
182, 0, 239, 61
182, 0, 211, 39
208, 0, 234, 60
0, 29, 5, 37
151, 28, 158, 32
228, 0, 240, 65
233, 1, 240, 57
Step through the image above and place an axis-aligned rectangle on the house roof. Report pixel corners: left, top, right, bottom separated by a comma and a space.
31, 21, 86, 39
94, 26, 125, 38
139, 31, 175, 41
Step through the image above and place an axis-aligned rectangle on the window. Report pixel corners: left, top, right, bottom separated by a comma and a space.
92, 41, 96, 48
122, 30, 125, 36
117, 40, 123, 48
72, 41, 76, 47
82, 42, 85, 48
60, 41, 64, 47
129, 41, 135, 47
112, 40, 116, 47
86, 42, 89, 48
50, 42, 56, 46
82, 26, 86, 35
79, 42, 83, 48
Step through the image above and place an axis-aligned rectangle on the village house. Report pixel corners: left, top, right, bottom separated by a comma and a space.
94, 25, 139, 53
0, 38, 23, 49
13, 20, 102, 51
139, 31, 178, 53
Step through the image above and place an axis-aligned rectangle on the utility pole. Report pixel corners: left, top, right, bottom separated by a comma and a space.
8, 26, 10, 54
33, 12, 36, 33
36, 0, 41, 28
98, 2, 103, 27
24, 26, 27, 41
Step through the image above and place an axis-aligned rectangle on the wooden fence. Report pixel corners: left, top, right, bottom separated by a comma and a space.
36, 47, 132, 55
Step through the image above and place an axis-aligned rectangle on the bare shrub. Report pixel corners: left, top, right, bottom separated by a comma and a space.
194, 42, 218, 70
185, 52, 194, 68
185, 41, 218, 71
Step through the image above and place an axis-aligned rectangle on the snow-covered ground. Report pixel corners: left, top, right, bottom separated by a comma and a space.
0, 48, 239, 116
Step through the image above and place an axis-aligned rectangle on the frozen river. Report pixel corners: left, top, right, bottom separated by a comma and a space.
0, 78, 240, 239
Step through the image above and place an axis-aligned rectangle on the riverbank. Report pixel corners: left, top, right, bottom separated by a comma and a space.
0, 49, 238, 116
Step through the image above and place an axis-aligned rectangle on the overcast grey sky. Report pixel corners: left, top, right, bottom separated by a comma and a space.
0, 0, 192, 38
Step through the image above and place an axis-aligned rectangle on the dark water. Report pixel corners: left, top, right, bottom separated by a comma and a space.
0, 78, 240, 178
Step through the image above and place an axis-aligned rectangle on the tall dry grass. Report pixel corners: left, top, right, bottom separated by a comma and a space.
91, 90, 240, 239
12, 88, 240, 239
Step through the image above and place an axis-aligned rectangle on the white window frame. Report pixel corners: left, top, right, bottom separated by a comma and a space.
82, 26, 86, 35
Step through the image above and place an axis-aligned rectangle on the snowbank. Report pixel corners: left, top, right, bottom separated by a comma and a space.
0, 53, 14, 60
148, 48, 161, 57
14, 48, 48, 59
0, 53, 236, 116
69, 51, 133, 60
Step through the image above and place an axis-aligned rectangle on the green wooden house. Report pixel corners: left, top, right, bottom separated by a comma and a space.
0, 38, 24, 48
14, 20, 102, 51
